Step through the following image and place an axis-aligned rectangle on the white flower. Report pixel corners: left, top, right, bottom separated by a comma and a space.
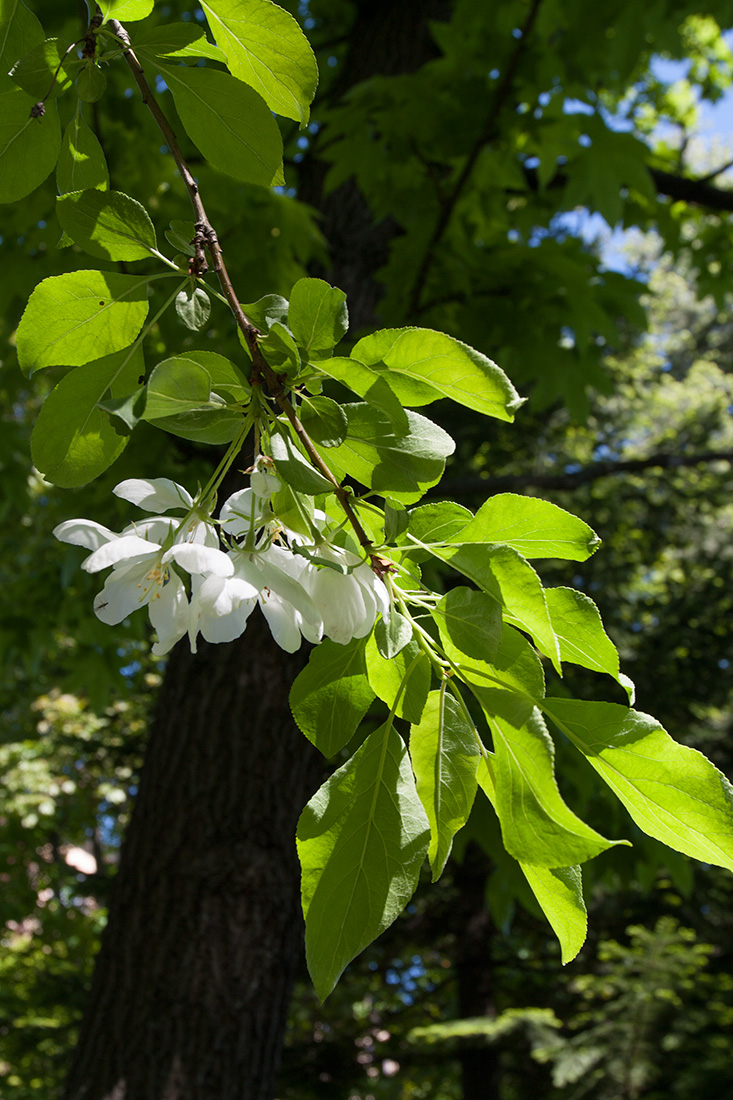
116, 478, 218, 547
186, 543, 323, 654
219, 487, 268, 540
114, 477, 194, 513
250, 455, 281, 500
53, 478, 230, 655
304, 546, 390, 645
53, 475, 391, 658
187, 574, 259, 652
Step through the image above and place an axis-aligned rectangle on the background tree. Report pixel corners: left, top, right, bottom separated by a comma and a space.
3, 1, 733, 1098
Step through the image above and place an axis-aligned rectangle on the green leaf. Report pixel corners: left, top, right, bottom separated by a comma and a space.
98, 388, 147, 431
165, 219, 194, 253
57, 112, 109, 194
432, 587, 502, 663
0, 1, 44, 92
297, 722, 430, 1001
31, 346, 144, 487
147, 406, 243, 445
289, 637, 375, 757
351, 328, 525, 420
487, 707, 623, 868
521, 863, 587, 964
408, 501, 474, 545
545, 587, 632, 702
175, 285, 211, 331
410, 688, 481, 880
441, 624, 544, 728
200, 0, 318, 126
544, 698, 733, 873
141, 350, 251, 408
316, 356, 408, 433
299, 396, 347, 448
476, 758, 587, 963
97, 0, 154, 21
75, 61, 106, 103
10, 37, 80, 99
240, 292, 288, 331
458, 494, 600, 561
143, 357, 212, 419
183, 350, 251, 404
262, 320, 300, 374
384, 500, 408, 542
16, 270, 149, 374
0, 88, 60, 203
289, 278, 348, 355
437, 543, 561, 672
56, 188, 157, 261
270, 425, 334, 495
374, 610, 412, 660
272, 479, 315, 540
134, 22, 227, 63
136, 351, 250, 444
365, 636, 431, 724
316, 404, 455, 505
155, 62, 284, 187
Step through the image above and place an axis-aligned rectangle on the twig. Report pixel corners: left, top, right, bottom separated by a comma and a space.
106, 19, 373, 553
407, 0, 543, 317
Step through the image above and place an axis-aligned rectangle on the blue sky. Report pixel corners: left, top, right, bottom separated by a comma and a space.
595, 44, 733, 270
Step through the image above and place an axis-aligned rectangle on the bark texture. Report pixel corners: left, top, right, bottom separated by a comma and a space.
63, 619, 323, 1100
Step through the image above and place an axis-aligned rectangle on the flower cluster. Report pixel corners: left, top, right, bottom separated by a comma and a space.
54, 469, 390, 657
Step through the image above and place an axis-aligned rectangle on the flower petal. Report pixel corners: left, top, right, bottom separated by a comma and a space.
258, 552, 321, 627
308, 566, 381, 644
114, 478, 193, 513
53, 518, 118, 551
259, 592, 303, 653
122, 516, 176, 545
175, 516, 219, 548
93, 560, 150, 624
82, 535, 158, 573
220, 488, 262, 537
149, 572, 189, 656
251, 468, 281, 498
354, 563, 390, 622
187, 575, 256, 652
164, 543, 234, 577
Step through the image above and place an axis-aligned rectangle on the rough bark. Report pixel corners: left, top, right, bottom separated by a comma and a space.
63, 618, 323, 1100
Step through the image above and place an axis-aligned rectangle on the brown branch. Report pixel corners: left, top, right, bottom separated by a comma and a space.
518, 162, 733, 214
107, 20, 373, 554
650, 167, 733, 212
407, 0, 544, 316
434, 448, 733, 497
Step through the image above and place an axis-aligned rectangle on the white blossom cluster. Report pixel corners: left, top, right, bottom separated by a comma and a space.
53, 468, 390, 657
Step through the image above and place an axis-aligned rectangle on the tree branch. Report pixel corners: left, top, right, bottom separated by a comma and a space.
435, 448, 733, 497
107, 20, 373, 554
518, 162, 733, 214
649, 167, 733, 212
407, 0, 544, 316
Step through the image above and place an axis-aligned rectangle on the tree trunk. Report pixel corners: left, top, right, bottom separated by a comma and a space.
63, 617, 323, 1100
452, 844, 501, 1100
